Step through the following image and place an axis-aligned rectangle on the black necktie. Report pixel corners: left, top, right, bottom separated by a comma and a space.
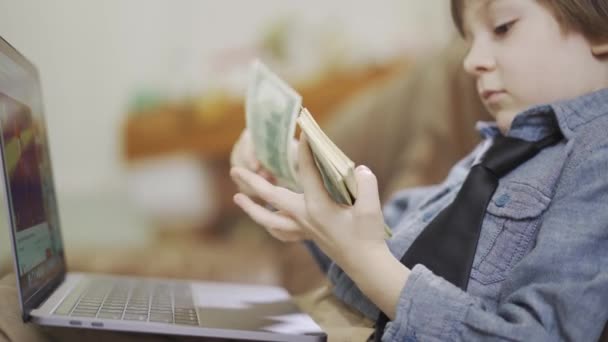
373, 133, 561, 341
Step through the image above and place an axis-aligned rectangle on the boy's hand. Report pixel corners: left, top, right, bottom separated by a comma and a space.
230, 133, 388, 273
230, 129, 300, 195
230, 130, 277, 196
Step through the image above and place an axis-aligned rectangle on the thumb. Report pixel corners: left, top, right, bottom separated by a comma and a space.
353, 165, 381, 213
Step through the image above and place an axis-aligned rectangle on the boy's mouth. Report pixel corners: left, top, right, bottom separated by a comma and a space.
480, 90, 507, 102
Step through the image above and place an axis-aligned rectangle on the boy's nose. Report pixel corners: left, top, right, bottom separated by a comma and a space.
463, 42, 496, 77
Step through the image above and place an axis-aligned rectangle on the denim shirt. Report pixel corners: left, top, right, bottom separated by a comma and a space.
306, 88, 608, 341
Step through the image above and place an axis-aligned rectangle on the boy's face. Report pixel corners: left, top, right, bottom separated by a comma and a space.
461, 0, 608, 133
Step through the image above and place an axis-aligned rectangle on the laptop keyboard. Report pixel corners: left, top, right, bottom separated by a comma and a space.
53, 277, 199, 325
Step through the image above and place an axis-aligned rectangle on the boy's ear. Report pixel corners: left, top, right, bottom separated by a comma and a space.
591, 41, 608, 57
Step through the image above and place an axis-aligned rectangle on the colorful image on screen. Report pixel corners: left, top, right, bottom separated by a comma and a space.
0, 90, 63, 300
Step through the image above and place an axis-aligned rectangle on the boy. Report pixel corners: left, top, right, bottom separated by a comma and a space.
230, 0, 608, 340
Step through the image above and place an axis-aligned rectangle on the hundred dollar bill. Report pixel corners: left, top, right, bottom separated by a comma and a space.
246, 60, 301, 188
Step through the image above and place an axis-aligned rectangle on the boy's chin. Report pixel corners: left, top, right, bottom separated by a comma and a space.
493, 110, 520, 134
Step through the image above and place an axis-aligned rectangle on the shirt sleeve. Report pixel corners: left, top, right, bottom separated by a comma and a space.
303, 240, 332, 274
304, 183, 442, 275
383, 146, 608, 341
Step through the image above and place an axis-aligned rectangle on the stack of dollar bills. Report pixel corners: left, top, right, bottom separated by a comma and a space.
245, 60, 391, 237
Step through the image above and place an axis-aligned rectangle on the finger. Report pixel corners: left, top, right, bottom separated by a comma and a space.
231, 130, 260, 171
242, 131, 261, 171
231, 175, 258, 197
297, 133, 335, 210
233, 193, 302, 233
230, 162, 260, 196
353, 165, 382, 214
231, 167, 302, 215
258, 169, 277, 184
268, 210, 310, 242
266, 226, 306, 242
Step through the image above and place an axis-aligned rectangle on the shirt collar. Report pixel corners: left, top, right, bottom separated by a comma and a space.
476, 87, 608, 142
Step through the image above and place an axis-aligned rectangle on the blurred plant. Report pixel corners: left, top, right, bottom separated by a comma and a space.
259, 17, 294, 63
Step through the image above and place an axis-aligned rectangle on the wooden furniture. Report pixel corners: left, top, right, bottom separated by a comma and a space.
122, 60, 409, 162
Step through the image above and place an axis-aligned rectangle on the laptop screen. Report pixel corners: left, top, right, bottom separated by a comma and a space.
0, 36, 65, 313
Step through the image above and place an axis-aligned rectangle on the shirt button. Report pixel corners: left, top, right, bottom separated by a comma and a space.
495, 193, 510, 207
422, 212, 434, 222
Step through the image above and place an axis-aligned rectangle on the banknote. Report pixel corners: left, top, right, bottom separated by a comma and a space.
245, 61, 392, 237
246, 60, 301, 188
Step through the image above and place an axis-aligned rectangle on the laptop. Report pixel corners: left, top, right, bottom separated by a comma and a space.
0, 34, 326, 342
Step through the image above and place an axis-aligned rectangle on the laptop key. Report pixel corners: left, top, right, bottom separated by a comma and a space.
75, 305, 100, 311
150, 314, 173, 323
99, 310, 124, 315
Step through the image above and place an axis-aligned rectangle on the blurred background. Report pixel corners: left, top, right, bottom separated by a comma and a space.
0, 0, 464, 294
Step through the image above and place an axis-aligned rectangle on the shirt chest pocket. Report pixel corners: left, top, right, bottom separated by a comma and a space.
471, 182, 551, 285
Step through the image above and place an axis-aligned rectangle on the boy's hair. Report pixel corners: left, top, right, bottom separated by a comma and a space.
451, 0, 608, 43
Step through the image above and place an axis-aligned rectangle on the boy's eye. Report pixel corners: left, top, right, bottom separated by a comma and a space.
493, 20, 516, 36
